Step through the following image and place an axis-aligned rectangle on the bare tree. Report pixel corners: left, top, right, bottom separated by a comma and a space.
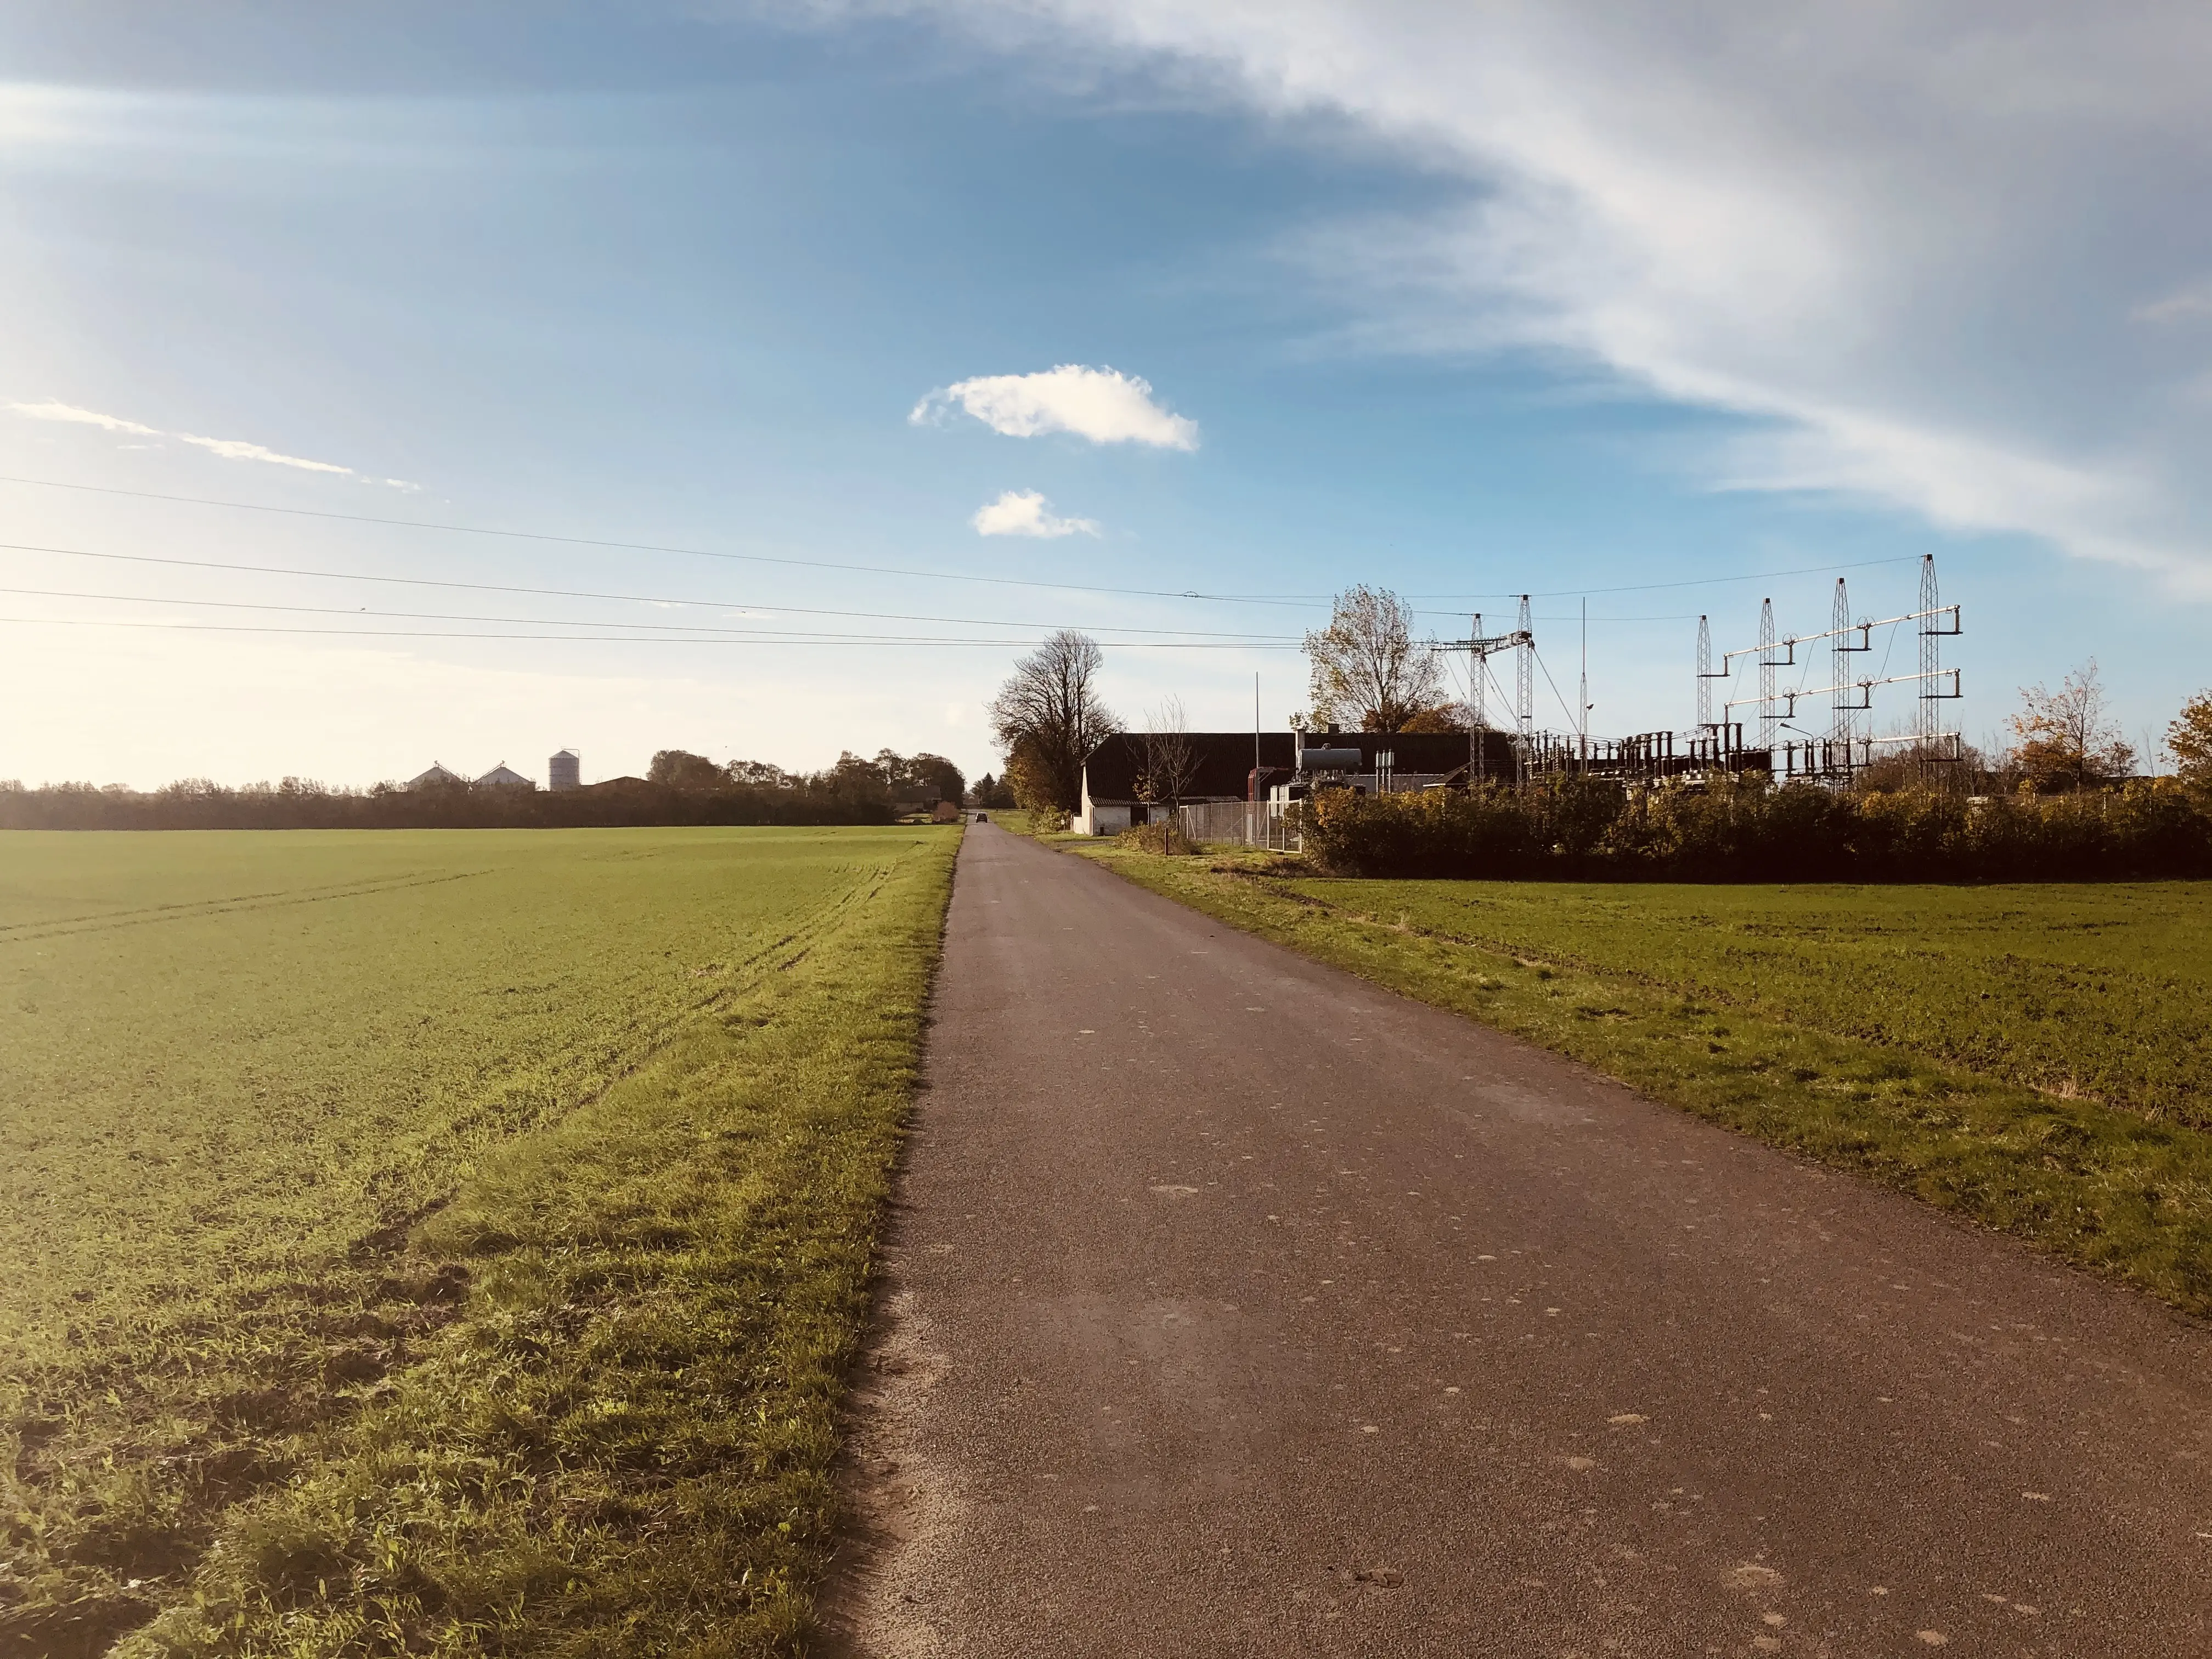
2008, 660, 2135, 792
1303, 586, 1444, 731
1134, 696, 1202, 820
989, 630, 1118, 819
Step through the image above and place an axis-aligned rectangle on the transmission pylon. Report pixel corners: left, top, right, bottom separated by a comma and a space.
1696, 615, 1713, 731
1831, 579, 1852, 757
1918, 555, 1940, 754
1757, 597, 1778, 754
1469, 613, 1486, 747
1515, 594, 1534, 785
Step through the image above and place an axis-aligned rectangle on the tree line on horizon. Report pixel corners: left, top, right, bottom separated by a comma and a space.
0, 746, 972, 832
981, 586, 2212, 826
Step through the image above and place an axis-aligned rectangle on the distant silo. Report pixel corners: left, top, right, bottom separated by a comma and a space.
549, 749, 582, 792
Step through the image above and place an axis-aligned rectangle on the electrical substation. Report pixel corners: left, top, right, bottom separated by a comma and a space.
1443, 553, 1963, 788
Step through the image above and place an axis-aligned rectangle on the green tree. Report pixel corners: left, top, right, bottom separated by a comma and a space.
989, 631, 1117, 815
648, 749, 726, 790
2169, 690, 2212, 798
1303, 586, 1444, 732
873, 750, 965, 806
2008, 661, 2135, 792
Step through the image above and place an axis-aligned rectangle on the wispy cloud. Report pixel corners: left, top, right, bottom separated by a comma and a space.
887, 2, 2212, 580
2135, 283, 2212, 324
913, 364, 1199, 449
971, 488, 1102, 538
9, 399, 159, 436
8, 397, 413, 486
177, 433, 353, 474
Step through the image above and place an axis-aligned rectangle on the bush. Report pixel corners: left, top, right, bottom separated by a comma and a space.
1119, 819, 1194, 856
1299, 776, 2212, 882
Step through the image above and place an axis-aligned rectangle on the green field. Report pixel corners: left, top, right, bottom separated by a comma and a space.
1280, 878, 2212, 1127
1079, 843, 2212, 1315
0, 826, 958, 1657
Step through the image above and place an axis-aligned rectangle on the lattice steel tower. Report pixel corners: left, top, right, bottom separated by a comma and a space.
1696, 614, 1713, 731
1757, 597, 1778, 753
1831, 579, 1853, 754
1918, 554, 1941, 752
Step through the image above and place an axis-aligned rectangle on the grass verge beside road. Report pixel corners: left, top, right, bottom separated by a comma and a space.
1073, 842, 2212, 1319
1, 827, 958, 1658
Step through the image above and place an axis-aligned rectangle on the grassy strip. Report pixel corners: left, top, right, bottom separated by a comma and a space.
103, 838, 958, 1658
1073, 844, 2212, 1318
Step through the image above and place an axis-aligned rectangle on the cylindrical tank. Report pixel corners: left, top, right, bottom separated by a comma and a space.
549, 749, 582, 791
1297, 747, 1362, 772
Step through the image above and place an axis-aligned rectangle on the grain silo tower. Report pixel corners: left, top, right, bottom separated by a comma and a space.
549, 749, 582, 792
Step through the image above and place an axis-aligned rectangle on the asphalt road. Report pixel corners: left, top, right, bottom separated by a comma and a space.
824, 824, 2212, 1656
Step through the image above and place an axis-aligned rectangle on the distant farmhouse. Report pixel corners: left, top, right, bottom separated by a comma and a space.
403, 761, 537, 791
1073, 727, 1519, 835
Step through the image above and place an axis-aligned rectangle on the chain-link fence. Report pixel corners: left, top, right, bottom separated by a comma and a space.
1176, 800, 1301, 851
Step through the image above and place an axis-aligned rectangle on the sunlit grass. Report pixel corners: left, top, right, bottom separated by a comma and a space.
0, 826, 958, 1657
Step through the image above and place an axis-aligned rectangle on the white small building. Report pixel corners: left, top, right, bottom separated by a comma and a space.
407, 763, 465, 790
474, 762, 534, 790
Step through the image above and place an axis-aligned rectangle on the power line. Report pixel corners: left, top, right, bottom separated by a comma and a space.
0, 475, 1326, 609
0, 583, 1129, 641
1, 471, 1929, 610
0, 613, 1302, 649
1528, 645, 1584, 732
0, 543, 1295, 640
1406, 554, 1922, 603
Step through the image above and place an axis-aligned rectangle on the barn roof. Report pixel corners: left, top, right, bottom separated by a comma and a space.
1080, 730, 1520, 802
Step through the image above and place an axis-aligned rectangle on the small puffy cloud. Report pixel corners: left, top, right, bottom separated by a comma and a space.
8, 399, 159, 436
913, 364, 1199, 449
178, 433, 353, 474
971, 488, 1102, 538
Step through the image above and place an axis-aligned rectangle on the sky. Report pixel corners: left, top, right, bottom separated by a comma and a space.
2, 1, 2208, 788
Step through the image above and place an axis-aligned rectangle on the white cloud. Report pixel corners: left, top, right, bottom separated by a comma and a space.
177, 433, 353, 473
8, 399, 159, 436
7, 397, 393, 481
913, 364, 1199, 449
970, 488, 1103, 538
883, 2, 2212, 579
2135, 283, 2212, 325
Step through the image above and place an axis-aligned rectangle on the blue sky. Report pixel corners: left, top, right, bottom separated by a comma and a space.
3, 2, 2207, 787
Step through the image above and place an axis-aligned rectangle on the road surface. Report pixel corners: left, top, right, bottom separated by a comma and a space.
825, 824, 2212, 1656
